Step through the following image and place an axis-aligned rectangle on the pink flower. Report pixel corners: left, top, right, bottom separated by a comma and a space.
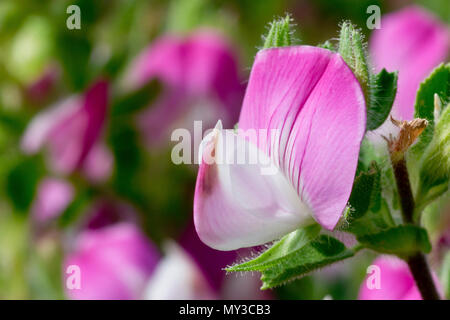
194, 46, 366, 250
370, 6, 449, 121
179, 222, 236, 291
143, 242, 217, 300
64, 223, 160, 300
32, 177, 74, 222
22, 80, 111, 179
26, 64, 60, 104
125, 30, 244, 145
358, 256, 442, 300
81, 143, 113, 183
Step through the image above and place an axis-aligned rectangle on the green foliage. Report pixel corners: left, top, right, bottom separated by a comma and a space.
111, 80, 161, 117
416, 102, 450, 211
5, 156, 43, 212
227, 227, 355, 290
412, 63, 450, 156
55, 32, 92, 91
366, 69, 398, 130
357, 225, 432, 257
259, 235, 354, 289
226, 224, 321, 272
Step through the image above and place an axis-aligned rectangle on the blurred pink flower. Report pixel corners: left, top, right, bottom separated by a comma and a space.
32, 177, 74, 222
26, 64, 60, 104
22, 80, 112, 180
83, 200, 139, 230
194, 46, 366, 250
81, 143, 113, 183
358, 256, 442, 300
179, 224, 272, 299
370, 6, 449, 121
143, 242, 217, 300
125, 30, 244, 145
179, 222, 236, 291
64, 223, 160, 300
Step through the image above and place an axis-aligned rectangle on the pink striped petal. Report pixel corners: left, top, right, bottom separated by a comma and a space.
194, 121, 313, 250
239, 46, 366, 230
370, 6, 449, 120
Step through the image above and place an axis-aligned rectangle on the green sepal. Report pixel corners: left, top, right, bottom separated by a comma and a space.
226, 224, 321, 272
411, 63, 450, 156
338, 22, 370, 92
259, 235, 355, 289
226, 228, 356, 290
416, 102, 450, 211
262, 15, 294, 49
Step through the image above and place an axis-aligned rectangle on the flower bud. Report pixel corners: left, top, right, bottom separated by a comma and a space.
417, 103, 450, 208
262, 15, 294, 49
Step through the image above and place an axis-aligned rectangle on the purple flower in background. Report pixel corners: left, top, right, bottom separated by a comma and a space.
194, 46, 366, 250
359, 256, 442, 300
32, 177, 74, 222
370, 6, 449, 121
64, 223, 160, 300
179, 223, 236, 291
22, 80, 112, 179
125, 30, 244, 145
81, 143, 113, 183
143, 242, 217, 300
83, 200, 139, 230
26, 64, 60, 104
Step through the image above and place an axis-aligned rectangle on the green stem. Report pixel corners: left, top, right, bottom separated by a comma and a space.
391, 155, 440, 300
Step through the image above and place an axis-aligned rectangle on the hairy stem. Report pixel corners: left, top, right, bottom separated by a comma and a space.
391, 156, 440, 300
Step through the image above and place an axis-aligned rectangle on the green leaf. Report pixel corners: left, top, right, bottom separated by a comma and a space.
55, 32, 92, 91
262, 15, 294, 49
342, 162, 394, 235
367, 69, 398, 130
357, 225, 431, 257
226, 224, 321, 272
348, 161, 381, 220
416, 102, 450, 210
412, 63, 450, 156
259, 235, 355, 289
